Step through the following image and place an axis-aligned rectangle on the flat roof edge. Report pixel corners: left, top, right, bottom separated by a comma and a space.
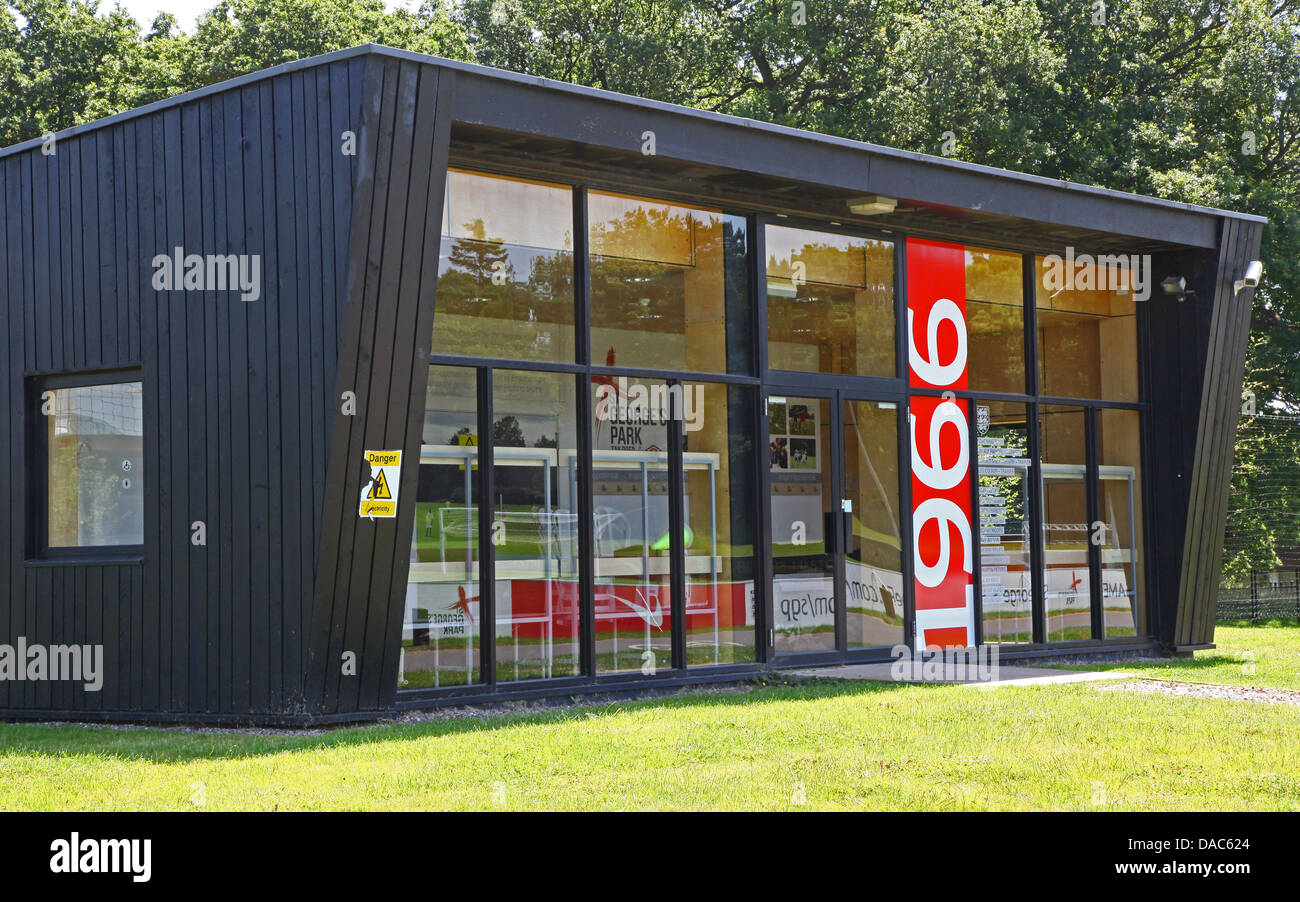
0, 42, 1267, 228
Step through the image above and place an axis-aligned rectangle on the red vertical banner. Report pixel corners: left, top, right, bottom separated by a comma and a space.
907, 239, 975, 649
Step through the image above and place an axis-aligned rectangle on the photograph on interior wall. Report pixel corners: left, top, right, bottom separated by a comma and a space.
0, 0, 1292, 857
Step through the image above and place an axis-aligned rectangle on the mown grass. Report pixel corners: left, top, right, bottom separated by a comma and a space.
1042, 620, 1300, 689
1, 670, 1297, 811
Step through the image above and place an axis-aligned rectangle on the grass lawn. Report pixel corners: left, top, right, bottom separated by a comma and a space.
1037, 620, 1300, 690
1, 622, 1297, 812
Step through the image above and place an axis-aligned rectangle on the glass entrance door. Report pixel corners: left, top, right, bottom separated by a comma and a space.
766, 390, 903, 658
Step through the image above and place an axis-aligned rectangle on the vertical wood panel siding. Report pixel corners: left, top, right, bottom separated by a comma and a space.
1177, 220, 1264, 647
0, 59, 364, 717
304, 59, 452, 715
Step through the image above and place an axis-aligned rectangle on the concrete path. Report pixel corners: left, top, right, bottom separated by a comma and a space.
786, 662, 1134, 688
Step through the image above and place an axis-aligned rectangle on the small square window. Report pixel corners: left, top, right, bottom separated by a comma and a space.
35, 375, 144, 555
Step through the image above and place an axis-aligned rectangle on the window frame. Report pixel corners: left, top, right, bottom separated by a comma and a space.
28, 368, 146, 562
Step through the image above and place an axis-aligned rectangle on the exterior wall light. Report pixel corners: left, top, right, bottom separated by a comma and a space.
847, 195, 898, 215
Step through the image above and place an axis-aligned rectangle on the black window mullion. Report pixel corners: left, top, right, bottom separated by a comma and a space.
756, 389, 773, 663
896, 237, 915, 649
831, 394, 847, 655
668, 382, 687, 670
896, 396, 916, 652
1027, 401, 1046, 645
478, 366, 496, 686
574, 186, 591, 369
1022, 253, 1039, 397
573, 185, 596, 679
1086, 406, 1104, 640
575, 371, 596, 681
753, 216, 769, 376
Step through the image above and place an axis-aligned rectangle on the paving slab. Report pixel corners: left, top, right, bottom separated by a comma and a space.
786, 662, 1135, 687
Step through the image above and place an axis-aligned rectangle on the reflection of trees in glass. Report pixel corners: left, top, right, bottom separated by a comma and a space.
589, 206, 721, 334
966, 249, 1022, 303
447, 219, 513, 284
436, 217, 574, 353
493, 415, 525, 448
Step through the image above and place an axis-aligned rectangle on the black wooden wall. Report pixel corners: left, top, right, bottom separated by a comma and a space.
303, 58, 453, 717
0, 55, 366, 719
1145, 218, 1264, 651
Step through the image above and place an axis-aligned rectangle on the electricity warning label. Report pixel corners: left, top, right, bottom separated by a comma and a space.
359, 450, 402, 519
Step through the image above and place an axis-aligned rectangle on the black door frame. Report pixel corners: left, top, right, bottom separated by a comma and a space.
760, 384, 910, 667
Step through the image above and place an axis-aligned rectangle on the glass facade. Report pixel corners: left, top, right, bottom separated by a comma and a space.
589, 192, 751, 374
681, 382, 758, 665
1098, 408, 1145, 638
434, 170, 575, 363
966, 248, 1025, 394
766, 225, 895, 377
404, 365, 483, 689
842, 399, 904, 648
1039, 405, 1091, 642
492, 370, 582, 680
976, 401, 1033, 645
404, 166, 1153, 693
768, 395, 836, 654
1035, 255, 1139, 402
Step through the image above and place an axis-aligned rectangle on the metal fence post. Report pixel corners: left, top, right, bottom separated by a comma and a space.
1250, 569, 1258, 622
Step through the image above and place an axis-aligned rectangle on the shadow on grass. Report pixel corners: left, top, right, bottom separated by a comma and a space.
0, 676, 941, 765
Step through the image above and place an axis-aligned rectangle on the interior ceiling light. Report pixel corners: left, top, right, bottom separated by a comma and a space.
847, 195, 898, 215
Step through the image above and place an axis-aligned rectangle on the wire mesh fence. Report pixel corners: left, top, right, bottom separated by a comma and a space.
1217, 410, 1300, 622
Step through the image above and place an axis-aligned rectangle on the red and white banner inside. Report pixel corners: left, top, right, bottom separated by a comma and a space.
907, 238, 975, 649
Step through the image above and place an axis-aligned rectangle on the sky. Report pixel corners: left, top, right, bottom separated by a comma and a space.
113, 0, 417, 31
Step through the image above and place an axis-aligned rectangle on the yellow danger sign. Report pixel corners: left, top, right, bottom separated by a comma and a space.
359, 449, 402, 518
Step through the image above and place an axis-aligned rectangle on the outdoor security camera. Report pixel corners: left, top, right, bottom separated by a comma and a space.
1235, 260, 1264, 295
1160, 276, 1191, 301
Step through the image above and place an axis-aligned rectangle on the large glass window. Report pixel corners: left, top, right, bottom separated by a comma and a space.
681, 382, 758, 665
842, 399, 904, 648
491, 370, 582, 680
589, 193, 750, 374
433, 170, 575, 363
975, 401, 1033, 644
591, 375, 674, 673
1098, 408, 1145, 638
403, 365, 482, 689
1039, 405, 1091, 641
766, 225, 895, 377
966, 248, 1025, 393
1035, 255, 1139, 401
44, 379, 144, 549
769, 395, 836, 653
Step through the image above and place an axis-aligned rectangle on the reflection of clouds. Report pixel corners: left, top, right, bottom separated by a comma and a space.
52, 384, 142, 437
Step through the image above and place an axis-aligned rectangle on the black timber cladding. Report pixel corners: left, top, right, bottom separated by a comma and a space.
0, 57, 366, 717
303, 58, 452, 715
0, 44, 1268, 720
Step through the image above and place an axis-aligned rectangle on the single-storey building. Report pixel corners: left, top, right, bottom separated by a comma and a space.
0, 44, 1264, 723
